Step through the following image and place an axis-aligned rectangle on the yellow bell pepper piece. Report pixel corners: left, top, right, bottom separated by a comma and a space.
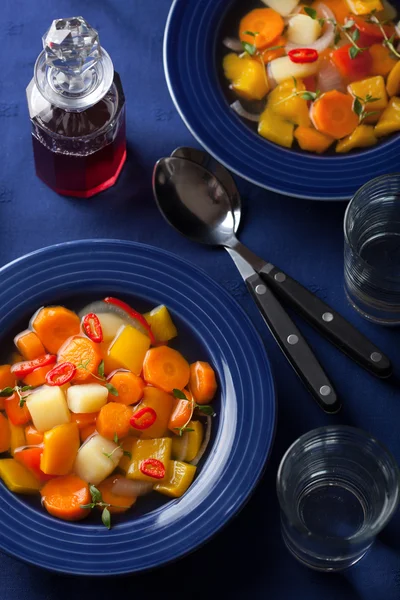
223, 53, 269, 101
370, 45, 397, 78
108, 325, 151, 375
336, 125, 378, 152
171, 420, 204, 462
155, 460, 197, 498
9, 421, 26, 455
386, 61, 400, 97
294, 127, 335, 153
344, 0, 383, 15
0, 458, 41, 494
348, 76, 388, 113
258, 108, 294, 148
127, 437, 172, 482
143, 305, 178, 343
0, 413, 11, 453
133, 387, 174, 440
40, 422, 80, 475
375, 97, 400, 137
268, 79, 311, 127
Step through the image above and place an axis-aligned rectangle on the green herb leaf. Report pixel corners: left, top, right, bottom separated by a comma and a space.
98, 360, 105, 379
123, 450, 132, 459
173, 427, 195, 436
80, 503, 95, 510
21, 385, 35, 392
102, 507, 111, 530
304, 6, 317, 19
301, 91, 318, 101
353, 97, 363, 117
365, 95, 381, 103
349, 45, 360, 59
363, 110, 380, 119
0, 387, 15, 397
242, 30, 259, 37
89, 484, 103, 504
196, 404, 215, 416
292, 76, 298, 89
113, 432, 119, 444
18, 397, 26, 408
241, 41, 256, 56
342, 19, 355, 30
351, 28, 360, 42
334, 31, 341, 45
105, 382, 118, 396
173, 389, 188, 400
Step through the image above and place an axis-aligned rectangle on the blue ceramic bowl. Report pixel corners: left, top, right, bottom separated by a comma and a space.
164, 0, 400, 200
0, 240, 276, 575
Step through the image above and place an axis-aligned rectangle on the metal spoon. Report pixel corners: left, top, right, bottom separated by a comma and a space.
153, 156, 341, 413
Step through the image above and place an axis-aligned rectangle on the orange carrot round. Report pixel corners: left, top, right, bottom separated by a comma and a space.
41, 475, 91, 521
96, 402, 132, 440
31, 306, 81, 354
143, 347, 190, 393
4, 392, 31, 426
15, 330, 46, 360
0, 413, 11, 453
97, 475, 136, 513
168, 389, 194, 435
57, 336, 102, 382
0, 365, 16, 410
310, 91, 359, 140
239, 8, 284, 50
189, 361, 217, 404
261, 36, 286, 63
108, 371, 145, 405
23, 364, 53, 387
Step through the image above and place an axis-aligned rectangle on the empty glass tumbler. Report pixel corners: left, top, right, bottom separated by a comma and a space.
276, 426, 399, 571
344, 174, 400, 324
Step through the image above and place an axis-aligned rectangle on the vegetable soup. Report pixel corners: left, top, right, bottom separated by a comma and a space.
0, 297, 217, 529
222, 0, 400, 153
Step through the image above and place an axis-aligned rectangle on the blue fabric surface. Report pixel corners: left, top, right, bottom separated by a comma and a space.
0, 0, 399, 598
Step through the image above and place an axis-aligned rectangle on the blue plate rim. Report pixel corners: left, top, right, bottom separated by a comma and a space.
0, 239, 277, 576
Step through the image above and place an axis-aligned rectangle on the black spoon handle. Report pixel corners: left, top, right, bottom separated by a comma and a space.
259, 264, 392, 379
247, 272, 341, 414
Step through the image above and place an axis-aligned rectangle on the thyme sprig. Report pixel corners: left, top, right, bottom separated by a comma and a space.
77, 359, 118, 396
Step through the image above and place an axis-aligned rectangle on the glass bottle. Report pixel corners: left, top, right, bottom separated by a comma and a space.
26, 17, 126, 198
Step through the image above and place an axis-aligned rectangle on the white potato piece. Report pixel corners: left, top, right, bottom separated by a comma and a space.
95, 313, 125, 343
269, 56, 319, 85
261, 0, 300, 16
287, 15, 322, 45
26, 386, 70, 432
67, 383, 108, 414
74, 434, 123, 485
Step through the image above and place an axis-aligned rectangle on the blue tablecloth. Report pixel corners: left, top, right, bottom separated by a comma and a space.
1, 0, 400, 598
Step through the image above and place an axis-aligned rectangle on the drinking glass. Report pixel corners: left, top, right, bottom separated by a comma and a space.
276, 426, 399, 572
344, 174, 400, 325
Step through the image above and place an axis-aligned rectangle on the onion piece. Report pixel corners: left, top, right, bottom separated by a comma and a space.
285, 3, 335, 54
230, 100, 261, 122
112, 477, 154, 498
317, 60, 345, 93
190, 416, 212, 467
223, 37, 243, 52
78, 300, 148, 336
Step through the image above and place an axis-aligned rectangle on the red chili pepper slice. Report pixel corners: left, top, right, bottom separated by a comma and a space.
288, 48, 318, 64
130, 407, 157, 430
45, 362, 76, 386
139, 458, 165, 480
82, 313, 103, 343
104, 297, 156, 346
11, 354, 57, 378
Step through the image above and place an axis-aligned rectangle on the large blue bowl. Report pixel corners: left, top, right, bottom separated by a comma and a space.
164, 0, 400, 200
0, 240, 276, 575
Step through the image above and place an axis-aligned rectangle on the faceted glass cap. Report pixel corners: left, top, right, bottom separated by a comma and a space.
43, 17, 101, 76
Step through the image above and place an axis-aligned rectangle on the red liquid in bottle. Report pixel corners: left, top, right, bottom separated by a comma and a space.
31, 80, 126, 198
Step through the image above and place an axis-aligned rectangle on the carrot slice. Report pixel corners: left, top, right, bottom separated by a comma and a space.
41, 475, 91, 521
0, 413, 11, 453
0, 365, 16, 410
108, 371, 145, 406
15, 330, 46, 361
25, 425, 44, 446
143, 347, 190, 393
96, 402, 132, 440
32, 306, 81, 354
4, 393, 31, 426
23, 364, 53, 387
311, 91, 359, 139
57, 336, 102, 382
168, 389, 194, 435
189, 361, 217, 404
239, 8, 284, 50
97, 475, 136, 513
261, 36, 286, 63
